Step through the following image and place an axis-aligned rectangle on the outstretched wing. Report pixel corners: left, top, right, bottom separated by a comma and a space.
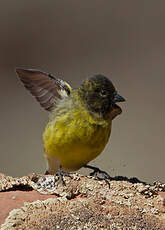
16, 68, 72, 111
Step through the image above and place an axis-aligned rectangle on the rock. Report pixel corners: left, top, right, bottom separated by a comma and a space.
0, 173, 165, 229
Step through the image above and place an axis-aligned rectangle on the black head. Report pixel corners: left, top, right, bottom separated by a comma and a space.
79, 74, 125, 119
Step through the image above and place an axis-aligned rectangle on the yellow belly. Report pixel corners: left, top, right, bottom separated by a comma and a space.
43, 109, 111, 171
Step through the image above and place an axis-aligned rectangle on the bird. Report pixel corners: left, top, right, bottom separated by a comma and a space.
16, 68, 125, 184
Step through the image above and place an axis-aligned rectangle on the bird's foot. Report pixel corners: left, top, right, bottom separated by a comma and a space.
84, 165, 111, 187
44, 167, 71, 186
55, 167, 71, 185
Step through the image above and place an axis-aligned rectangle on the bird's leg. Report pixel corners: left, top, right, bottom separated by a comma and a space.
56, 166, 71, 185
43, 167, 71, 187
84, 165, 111, 187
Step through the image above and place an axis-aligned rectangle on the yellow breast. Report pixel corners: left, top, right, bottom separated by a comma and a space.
43, 108, 111, 171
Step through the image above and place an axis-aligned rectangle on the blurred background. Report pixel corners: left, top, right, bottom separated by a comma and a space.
0, 0, 164, 183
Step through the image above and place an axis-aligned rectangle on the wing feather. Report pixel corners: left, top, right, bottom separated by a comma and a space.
16, 68, 72, 111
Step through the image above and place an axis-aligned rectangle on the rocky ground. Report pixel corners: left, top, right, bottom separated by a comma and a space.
0, 173, 165, 229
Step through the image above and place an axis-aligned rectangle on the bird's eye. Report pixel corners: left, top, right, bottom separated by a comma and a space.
100, 89, 107, 97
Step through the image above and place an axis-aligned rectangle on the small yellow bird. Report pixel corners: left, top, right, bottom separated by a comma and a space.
16, 68, 125, 183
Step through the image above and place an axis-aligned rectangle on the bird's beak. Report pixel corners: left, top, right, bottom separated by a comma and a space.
113, 92, 126, 103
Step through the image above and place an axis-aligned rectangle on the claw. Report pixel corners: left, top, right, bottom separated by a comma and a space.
84, 165, 111, 187
55, 166, 71, 185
